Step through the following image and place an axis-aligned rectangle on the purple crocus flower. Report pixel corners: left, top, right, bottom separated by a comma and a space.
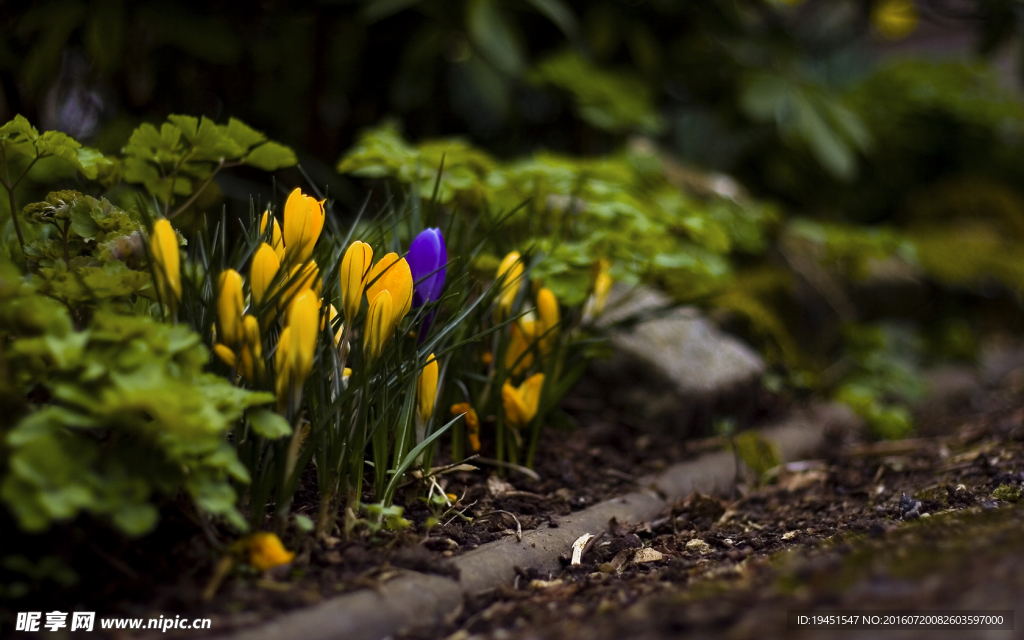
407, 228, 447, 308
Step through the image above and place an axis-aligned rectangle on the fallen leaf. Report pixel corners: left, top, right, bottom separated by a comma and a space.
571, 533, 594, 565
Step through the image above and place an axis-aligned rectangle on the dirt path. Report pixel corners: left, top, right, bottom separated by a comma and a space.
401, 384, 1024, 640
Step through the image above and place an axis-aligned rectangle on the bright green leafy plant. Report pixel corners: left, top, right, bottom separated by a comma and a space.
0, 254, 273, 535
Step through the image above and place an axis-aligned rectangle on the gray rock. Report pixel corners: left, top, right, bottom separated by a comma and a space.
590, 284, 766, 435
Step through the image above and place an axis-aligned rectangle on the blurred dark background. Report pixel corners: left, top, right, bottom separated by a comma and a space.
4, 0, 1023, 213
5, 0, 1024, 437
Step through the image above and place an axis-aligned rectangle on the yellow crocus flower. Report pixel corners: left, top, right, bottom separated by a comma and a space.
238, 314, 264, 382
502, 373, 544, 430
872, 0, 918, 40
494, 251, 524, 320
246, 532, 295, 571
149, 219, 181, 312
451, 402, 481, 452
505, 320, 537, 376
286, 289, 320, 383
340, 241, 373, 323
536, 287, 559, 353
250, 242, 281, 308
282, 188, 325, 265
217, 269, 245, 348
278, 260, 319, 311
417, 354, 439, 424
583, 259, 613, 320
213, 343, 237, 368
259, 210, 285, 262
366, 252, 413, 331
275, 290, 320, 407
364, 289, 394, 363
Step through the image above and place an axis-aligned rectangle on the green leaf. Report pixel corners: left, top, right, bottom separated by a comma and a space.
529, 51, 664, 133
112, 503, 159, 536
248, 407, 292, 439
167, 114, 200, 140
523, 0, 580, 43
382, 414, 457, 505
243, 141, 297, 171
294, 513, 314, 532
225, 117, 267, 149
467, 0, 525, 75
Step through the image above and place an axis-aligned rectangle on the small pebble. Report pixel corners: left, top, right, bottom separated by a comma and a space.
686, 539, 711, 555
899, 492, 922, 520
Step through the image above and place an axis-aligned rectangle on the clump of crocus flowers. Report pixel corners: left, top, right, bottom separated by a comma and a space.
210, 188, 326, 412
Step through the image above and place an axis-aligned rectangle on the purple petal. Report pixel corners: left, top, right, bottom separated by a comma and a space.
408, 228, 447, 307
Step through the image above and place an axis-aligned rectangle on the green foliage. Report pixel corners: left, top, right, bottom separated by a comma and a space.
847, 60, 1024, 137
732, 430, 781, 478
362, 503, 412, 532
833, 324, 926, 440
338, 124, 778, 306
786, 218, 915, 282
740, 72, 871, 181
20, 190, 150, 304
529, 50, 664, 134
1, 555, 78, 600
122, 115, 296, 211
0, 255, 272, 535
992, 484, 1021, 503
0, 115, 108, 181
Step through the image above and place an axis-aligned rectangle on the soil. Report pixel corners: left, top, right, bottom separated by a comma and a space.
0, 381, 772, 637
398, 378, 1024, 640
4, 371, 1024, 640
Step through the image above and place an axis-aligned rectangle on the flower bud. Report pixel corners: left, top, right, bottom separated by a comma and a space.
251, 242, 281, 308
339, 241, 373, 323
366, 253, 413, 330
417, 354, 439, 424
150, 219, 181, 311
282, 188, 325, 265
494, 252, 523, 320
217, 269, 245, 348
365, 290, 394, 363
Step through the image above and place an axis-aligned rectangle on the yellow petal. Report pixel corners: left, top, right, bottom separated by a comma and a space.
366, 253, 413, 328
537, 287, 559, 352
251, 243, 281, 308
217, 269, 245, 347
287, 289, 320, 383
417, 354, 439, 424
365, 290, 394, 363
260, 211, 285, 262
340, 240, 373, 323
278, 260, 319, 311
494, 252, 523, 320
502, 381, 529, 430
150, 219, 181, 308
247, 532, 295, 571
282, 188, 325, 265
213, 343, 237, 368
872, 0, 918, 40
519, 373, 545, 423
239, 315, 264, 382
451, 402, 480, 452
505, 322, 534, 376
239, 344, 255, 381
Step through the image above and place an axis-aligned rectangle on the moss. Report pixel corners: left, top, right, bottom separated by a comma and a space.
992, 484, 1021, 502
